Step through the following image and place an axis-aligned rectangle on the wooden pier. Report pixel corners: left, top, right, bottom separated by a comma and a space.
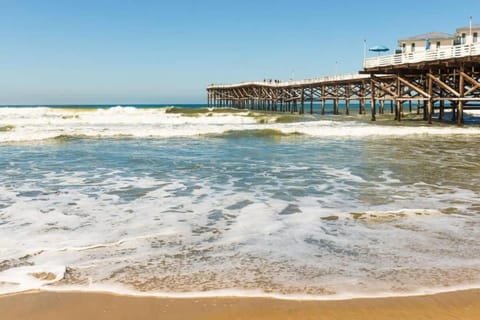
207, 42, 480, 124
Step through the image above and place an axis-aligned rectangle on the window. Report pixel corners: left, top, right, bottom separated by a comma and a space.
402, 43, 406, 53
436, 41, 441, 49
474, 32, 478, 43
462, 33, 466, 44
411, 43, 415, 52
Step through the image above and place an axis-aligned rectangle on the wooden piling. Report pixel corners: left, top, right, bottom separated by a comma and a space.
427, 71, 433, 124
310, 87, 314, 115
458, 68, 465, 125
371, 79, 376, 121
301, 88, 305, 115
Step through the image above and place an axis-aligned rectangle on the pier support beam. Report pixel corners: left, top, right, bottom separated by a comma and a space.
458, 68, 465, 125
451, 102, 457, 122
359, 99, 365, 115
310, 87, 314, 114
395, 76, 401, 121
300, 89, 305, 114
427, 72, 433, 124
345, 86, 350, 115
359, 81, 366, 115
370, 79, 376, 121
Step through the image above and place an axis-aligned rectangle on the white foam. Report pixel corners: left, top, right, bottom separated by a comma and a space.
465, 109, 480, 116
0, 265, 65, 295
2, 120, 480, 299
3, 282, 479, 302
1, 106, 480, 143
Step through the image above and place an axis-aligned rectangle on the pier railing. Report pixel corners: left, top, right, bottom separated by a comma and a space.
208, 74, 370, 89
364, 42, 480, 69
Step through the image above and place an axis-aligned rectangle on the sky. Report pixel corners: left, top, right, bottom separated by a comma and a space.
0, 0, 479, 104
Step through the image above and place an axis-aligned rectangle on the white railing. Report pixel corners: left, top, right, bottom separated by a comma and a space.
364, 42, 480, 69
208, 74, 370, 89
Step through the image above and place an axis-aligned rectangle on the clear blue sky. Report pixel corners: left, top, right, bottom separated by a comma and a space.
1, 0, 479, 104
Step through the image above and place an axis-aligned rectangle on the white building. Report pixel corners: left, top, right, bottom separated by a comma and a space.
455, 24, 480, 45
397, 32, 455, 54
397, 25, 480, 54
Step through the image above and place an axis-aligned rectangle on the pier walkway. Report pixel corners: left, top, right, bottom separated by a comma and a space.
207, 42, 480, 124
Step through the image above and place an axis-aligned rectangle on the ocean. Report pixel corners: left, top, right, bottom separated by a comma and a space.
1, 105, 480, 299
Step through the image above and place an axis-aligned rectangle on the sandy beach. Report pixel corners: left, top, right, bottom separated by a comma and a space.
1, 289, 479, 320
3, 1, 480, 319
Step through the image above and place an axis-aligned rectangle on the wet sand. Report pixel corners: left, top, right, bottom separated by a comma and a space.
1, 289, 480, 320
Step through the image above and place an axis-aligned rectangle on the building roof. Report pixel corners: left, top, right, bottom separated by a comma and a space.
456, 24, 480, 32
398, 32, 455, 42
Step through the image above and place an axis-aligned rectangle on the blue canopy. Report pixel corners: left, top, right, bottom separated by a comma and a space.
369, 45, 390, 52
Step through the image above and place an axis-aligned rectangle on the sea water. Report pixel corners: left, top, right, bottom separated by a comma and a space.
1, 105, 480, 299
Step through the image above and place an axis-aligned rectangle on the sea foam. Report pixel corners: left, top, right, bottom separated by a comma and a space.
1, 106, 480, 298
1, 106, 480, 143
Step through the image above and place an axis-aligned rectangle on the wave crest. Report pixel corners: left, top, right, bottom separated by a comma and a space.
1, 106, 480, 143
209, 129, 304, 139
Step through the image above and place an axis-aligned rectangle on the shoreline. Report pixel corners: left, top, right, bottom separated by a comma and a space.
4, 282, 480, 301
1, 289, 480, 320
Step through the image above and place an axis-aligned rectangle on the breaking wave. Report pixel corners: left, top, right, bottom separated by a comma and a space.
1, 106, 480, 143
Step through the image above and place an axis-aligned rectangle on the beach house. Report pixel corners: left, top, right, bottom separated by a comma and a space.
397, 24, 480, 54
455, 24, 480, 45
397, 32, 455, 54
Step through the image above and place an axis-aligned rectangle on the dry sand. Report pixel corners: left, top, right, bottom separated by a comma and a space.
1, 289, 480, 320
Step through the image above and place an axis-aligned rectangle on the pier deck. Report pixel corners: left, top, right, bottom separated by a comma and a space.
207, 42, 480, 124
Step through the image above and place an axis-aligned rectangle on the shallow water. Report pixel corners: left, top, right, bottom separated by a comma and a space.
1, 106, 480, 298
